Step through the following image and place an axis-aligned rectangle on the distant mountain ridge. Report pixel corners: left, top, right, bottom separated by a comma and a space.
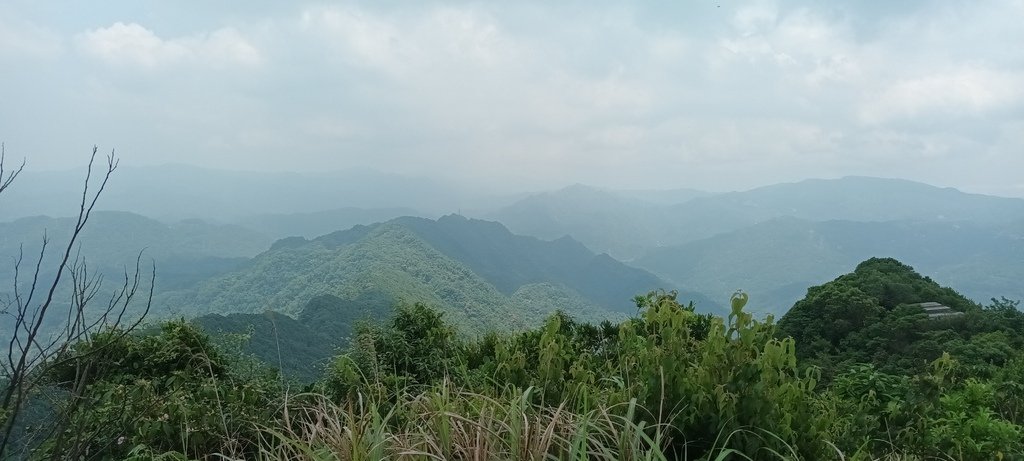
671, 176, 1024, 225
0, 211, 271, 292
636, 217, 1024, 314
483, 177, 1024, 314
486, 177, 1024, 260
485, 184, 671, 259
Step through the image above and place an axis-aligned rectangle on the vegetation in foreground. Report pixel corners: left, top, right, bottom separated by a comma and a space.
4, 258, 1022, 460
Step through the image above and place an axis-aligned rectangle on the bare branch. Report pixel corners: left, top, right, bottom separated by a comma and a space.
0, 146, 145, 459
0, 143, 26, 197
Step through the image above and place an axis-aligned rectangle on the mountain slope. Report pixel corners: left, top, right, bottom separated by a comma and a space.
635, 217, 1024, 314
775, 258, 1024, 379
159, 224, 531, 332
385, 215, 716, 312
159, 216, 718, 337
193, 293, 391, 381
484, 184, 664, 259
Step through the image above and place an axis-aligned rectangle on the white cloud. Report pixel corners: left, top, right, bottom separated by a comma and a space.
860, 67, 1024, 124
76, 22, 262, 69
3, 1, 1023, 195
299, 5, 511, 78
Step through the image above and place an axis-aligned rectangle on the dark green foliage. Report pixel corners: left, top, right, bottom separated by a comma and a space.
321, 302, 465, 403
193, 311, 333, 382
328, 215, 720, 315
157, 216, 709, 335
18, 257, 1024, 460
39, 321, 282, 460
192, 292, 394, 382
828, 356, 1024, 459
324, 292, 833, 459
778, 258, 1024, 459
776, 257, 1019, 377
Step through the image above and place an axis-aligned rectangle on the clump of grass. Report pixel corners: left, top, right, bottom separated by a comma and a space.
245, 382, 676, 461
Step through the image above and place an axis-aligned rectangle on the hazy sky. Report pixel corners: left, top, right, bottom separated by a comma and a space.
1, 1, 1022, 196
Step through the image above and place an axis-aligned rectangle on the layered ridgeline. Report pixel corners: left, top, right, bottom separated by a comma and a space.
488, 177, 1024, 260
486, 184, 709, 260
489, 177, 1024, 313
0, 210, 271, 292
0, 211, 273, 352
637, 217, 1024, 314
169, 215, 716, 373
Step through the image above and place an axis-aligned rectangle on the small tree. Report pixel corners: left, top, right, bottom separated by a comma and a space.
0, 145, 154, 458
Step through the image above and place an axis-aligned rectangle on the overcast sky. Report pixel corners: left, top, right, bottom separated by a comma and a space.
1, 1, 1022, 196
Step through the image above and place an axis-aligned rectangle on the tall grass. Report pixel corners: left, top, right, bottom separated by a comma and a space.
209, 383, 928, 461
224, 385, 933, 461
239, 382, 677, 461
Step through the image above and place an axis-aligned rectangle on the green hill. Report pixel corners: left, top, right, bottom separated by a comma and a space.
193, 293, 391, 381
777, 257, 1024, 378
161, 216, 716, 351
383, 214, 718, 312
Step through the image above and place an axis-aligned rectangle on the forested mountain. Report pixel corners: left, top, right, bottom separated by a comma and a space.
383, 214, 713, 310
157, 215, 714, 334
635, 217, 1024, 314
193, 293, 389, 382
778, 257, 1024, 379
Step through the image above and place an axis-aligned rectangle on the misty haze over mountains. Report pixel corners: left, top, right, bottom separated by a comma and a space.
1, 165, 1021, 321
4, 1, 1024, 456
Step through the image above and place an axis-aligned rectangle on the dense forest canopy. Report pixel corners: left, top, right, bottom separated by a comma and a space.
3, 257, 1021, 460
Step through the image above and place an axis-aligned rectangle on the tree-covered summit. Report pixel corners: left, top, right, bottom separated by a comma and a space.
779, 257, 1024, 379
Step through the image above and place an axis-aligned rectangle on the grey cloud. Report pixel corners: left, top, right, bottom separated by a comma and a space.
0, 0, 1021, 196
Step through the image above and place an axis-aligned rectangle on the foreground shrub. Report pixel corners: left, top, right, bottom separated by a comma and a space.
322, 292, 833, 459
40, 321, 283, 459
